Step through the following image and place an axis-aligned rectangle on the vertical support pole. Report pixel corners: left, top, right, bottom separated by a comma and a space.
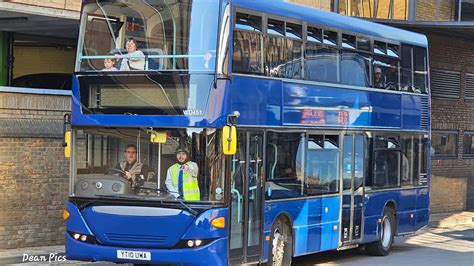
157, 143, 162, 189
408, 0, 417, 22
0, 32, 8, 86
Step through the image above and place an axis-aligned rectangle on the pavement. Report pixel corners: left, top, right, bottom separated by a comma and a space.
0, 211, 473, 265
428, 211, 474, 228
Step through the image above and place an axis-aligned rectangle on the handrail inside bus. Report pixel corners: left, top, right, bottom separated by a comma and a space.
231, 188, 242, 223
79, 54, 207, 60
270, 144, 277, 180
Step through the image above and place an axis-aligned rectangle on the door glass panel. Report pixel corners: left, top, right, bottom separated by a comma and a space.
247, 133, 263, 256
342, 134, 365, 243
229, 132, 246, 257
352, 135, 364, 240
341, 135, 353, 242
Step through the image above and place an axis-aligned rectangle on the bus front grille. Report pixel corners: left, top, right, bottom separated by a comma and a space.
105, 233, 167, 243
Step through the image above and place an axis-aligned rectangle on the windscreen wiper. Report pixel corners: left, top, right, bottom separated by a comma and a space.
136, 187, 198, 216
75, 194, 128, 209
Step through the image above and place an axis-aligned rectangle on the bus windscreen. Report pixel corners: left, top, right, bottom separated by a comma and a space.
77, 0, 219, 72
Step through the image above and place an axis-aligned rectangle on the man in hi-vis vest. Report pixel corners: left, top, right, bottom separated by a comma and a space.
165, 148, 200, 200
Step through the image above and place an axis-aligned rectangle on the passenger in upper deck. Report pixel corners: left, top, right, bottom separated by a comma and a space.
117, 38, 145, 71
374, 67, 385, 89
102, 57, 118, 71
385, 60, 399, 90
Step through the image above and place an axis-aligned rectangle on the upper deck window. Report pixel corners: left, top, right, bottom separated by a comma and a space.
233, 12, 264, 75
356, 37, 370, 51
414, 46, 428, 94
387, 43, 400, 57
286, 23, 302, 39
342, 34, 356, 49
267, 19, 285, 36
307, 26, 323, 43
400, 45, 413, 92
236, 13, 262, 32
374, 41, 386, 55
304, 44, 339, 83
77, 0, 219, 72
323, 30, 338, 46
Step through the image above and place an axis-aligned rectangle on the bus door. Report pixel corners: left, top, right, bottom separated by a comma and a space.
341, 134, 365, 245
229, 131, 264, 264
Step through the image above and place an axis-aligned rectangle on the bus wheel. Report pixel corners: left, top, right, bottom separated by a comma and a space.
366, 207, 395, 256
269, 218, 292, 266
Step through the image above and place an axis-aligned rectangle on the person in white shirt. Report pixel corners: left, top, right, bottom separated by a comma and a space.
118, 38, 145, 71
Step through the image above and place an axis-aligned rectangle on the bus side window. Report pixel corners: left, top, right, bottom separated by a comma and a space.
265, 132, 304, 200
233, 13, 264, 74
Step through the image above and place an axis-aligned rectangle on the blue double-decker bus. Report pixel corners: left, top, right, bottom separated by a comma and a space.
64, 0, 430, 265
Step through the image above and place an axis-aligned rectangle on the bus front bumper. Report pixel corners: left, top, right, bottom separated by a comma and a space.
65, 233, 227, 265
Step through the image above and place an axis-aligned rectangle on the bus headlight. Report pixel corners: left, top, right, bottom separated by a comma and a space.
186, 239, 203, 247
187, 240, 194, 247
175, 238, 215, 248
68, 231, 97, 244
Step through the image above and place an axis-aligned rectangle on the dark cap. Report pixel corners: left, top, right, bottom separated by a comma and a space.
175, 147, 190, 155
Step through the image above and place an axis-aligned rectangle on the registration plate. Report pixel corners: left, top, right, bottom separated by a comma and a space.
117, 250, 151, 261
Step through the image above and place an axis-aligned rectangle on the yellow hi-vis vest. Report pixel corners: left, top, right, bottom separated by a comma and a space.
171, 163, 200, 201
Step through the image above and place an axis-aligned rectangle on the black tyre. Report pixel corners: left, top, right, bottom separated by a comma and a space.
268, 218, 293, 266
366, 207, 396, 256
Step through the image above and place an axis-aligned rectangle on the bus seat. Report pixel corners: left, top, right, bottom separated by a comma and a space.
143, 48, 166, 70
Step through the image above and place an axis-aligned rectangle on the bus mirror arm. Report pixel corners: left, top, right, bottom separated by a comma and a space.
213, 74, 232, 89
62, 113, 71, 147
63, 113, 71, 158
227, 111, 240, 125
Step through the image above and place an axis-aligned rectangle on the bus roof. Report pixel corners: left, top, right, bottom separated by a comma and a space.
232, 0, 428, 47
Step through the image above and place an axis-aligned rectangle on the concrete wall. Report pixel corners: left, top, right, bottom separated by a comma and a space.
0, 91, 70, 249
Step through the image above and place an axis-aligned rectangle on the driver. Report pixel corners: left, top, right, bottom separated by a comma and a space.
115, 144, 149, 186
165, 148, 200, 200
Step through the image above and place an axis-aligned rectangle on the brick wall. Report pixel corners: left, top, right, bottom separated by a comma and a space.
416, 0, 456, 21
290, 0, 332, 11
5, 0, 81, 11
425, 32, 474, 212
430, 175, 467, 212
0, 92, 70, 249
429, 32, 474, 177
